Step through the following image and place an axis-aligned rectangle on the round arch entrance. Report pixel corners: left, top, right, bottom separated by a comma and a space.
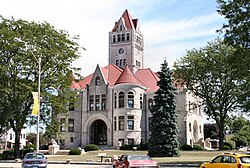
90, 120, 107, 145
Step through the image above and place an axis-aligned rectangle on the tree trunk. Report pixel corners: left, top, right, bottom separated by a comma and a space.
14, 130, 21, 158
218, 125, 225, 150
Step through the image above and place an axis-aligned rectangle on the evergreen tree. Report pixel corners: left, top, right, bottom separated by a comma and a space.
148, 60, 179, 157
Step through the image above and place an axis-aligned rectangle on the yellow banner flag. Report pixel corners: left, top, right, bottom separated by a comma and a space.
32, 92, 39, 115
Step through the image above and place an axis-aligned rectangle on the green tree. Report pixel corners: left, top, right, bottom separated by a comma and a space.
217, 0, 250, 112
174, 39, 245, 149
228, 115, 249, 134
0, 16, 81, 157
231, 125, 250, 148
148, 60, 179, 157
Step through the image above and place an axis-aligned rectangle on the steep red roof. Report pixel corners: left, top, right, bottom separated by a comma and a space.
112, 9, 138, 32
78, 73, 93, 89
115, 65, 143, 85
71, 81, 81, 89
103, 64, 123, 85
135, 68, 159, 93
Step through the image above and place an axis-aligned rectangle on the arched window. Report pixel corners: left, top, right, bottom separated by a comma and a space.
127, 91, 134, 108
95, 76, 100, 85
114, 93, 117, 108
148, 98, 153, 110
119, 92, 125, 108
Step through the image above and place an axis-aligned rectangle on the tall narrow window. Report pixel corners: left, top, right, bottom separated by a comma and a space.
126, 33, 130, 41
148, 99, 153, 110
122, 34, 125, 41
116, 60, 119, 66
114, 116, 117, 131
114, 93, 117, 108
123, 59, 126, 66
113, 35, 116, 43
101, 94, 106, 110
95, 95, 100, 110
119, 116, 125, 130
140, 94, 143, 109
117, 35, 121, 42
120, 59, 122, 66
70, 137, 74, 142
60, 118, 65, 132
120, 25, 122, 31
95, 76, 100, 85
68, 118, 74, 132
119, 92, 125, 108
89, 95, 94, 111
127, 116, 134, 130
127, 91, 134, 108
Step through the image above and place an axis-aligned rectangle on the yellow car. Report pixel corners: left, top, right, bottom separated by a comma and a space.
200, 152, 250, 168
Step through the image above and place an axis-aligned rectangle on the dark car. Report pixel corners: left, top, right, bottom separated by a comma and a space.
113, 154, 159, 168
22, 152, 48, 168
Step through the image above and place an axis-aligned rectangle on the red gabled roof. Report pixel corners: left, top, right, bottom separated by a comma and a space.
115, 65, 143, 85
103, 64, 123, 85
71, 81, 81, 89
112, 9, 138, 32
78, 73, 93, 89
135, 68, 160, 93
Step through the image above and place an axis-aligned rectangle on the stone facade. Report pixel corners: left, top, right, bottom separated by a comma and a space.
57, 10, 203, 149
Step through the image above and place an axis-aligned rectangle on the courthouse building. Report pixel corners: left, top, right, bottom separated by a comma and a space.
58, 10, 203, 149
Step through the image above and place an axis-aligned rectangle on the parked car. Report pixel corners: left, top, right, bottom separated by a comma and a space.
22, 152, 48, 168
113, 154, 159, 168
200, 152, 250, 168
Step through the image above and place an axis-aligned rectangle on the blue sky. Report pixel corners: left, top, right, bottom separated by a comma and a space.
0, 0, 226, 76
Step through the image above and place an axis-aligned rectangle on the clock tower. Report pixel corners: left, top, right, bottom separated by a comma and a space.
109, 9, 144, 74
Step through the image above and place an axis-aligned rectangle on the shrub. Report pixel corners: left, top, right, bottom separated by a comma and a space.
193, 144, 203, 150
69, 148, 81, 155
84, 144, 99, 152
180, 144, 193, 151
22, 148, 34, 158
2, 149, 14, 160
224, 141, 236, 150
223, 145, 231, 150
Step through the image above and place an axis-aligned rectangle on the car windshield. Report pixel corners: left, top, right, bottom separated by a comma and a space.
240, 156, 250, 163
25, 153, 44, 159
128, 155, 151, 160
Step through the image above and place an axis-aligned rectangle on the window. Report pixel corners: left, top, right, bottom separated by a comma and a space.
127, 91, 134, 108
69, 102, 74, 111
113, 35, 116, 43
114, 116, 117, 131
189, 123, 192, 132
140, 94, 143, 109
117, 34, 121, 42
126, 33, 130, 41
119, 116, 125, 130
114, 93, 117, 108
116, 60, 119, 66
101, 94, 106, 110
95, 76, 100, 85
148, 99, 153, 110
120, 26, 122, 31
122, 34, 125, 41
89, 95, 94, 111
68, 118, 74, 132
128, 139, 134, 145
95, 95, 100, 110
60, 118, 66, 132
123, 59, 126, 66
136, 60, 141, 67
10, 134, 12, 140
120, 59, 122, 66
70, 137, 74, 142
119, 92, 125, 108
59, 139, 65, 146
127, 116, 134, 130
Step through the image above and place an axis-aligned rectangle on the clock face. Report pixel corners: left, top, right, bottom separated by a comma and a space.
118, 48, 124, 54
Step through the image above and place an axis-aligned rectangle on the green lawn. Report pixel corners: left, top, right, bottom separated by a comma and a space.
46, 150, 231, 164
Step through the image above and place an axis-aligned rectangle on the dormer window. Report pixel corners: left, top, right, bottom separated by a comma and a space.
120, 25, 122, 31
95, 76, 100, 85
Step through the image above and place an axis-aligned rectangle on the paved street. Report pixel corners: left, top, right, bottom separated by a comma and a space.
0, 162, 200, 168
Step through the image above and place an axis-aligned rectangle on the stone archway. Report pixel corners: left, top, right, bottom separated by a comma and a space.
90, 119, 107, 145
193, 120, 198, 142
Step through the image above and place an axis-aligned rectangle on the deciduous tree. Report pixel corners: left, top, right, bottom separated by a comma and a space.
174, 39, 245, 149
0, 16, 81, 157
